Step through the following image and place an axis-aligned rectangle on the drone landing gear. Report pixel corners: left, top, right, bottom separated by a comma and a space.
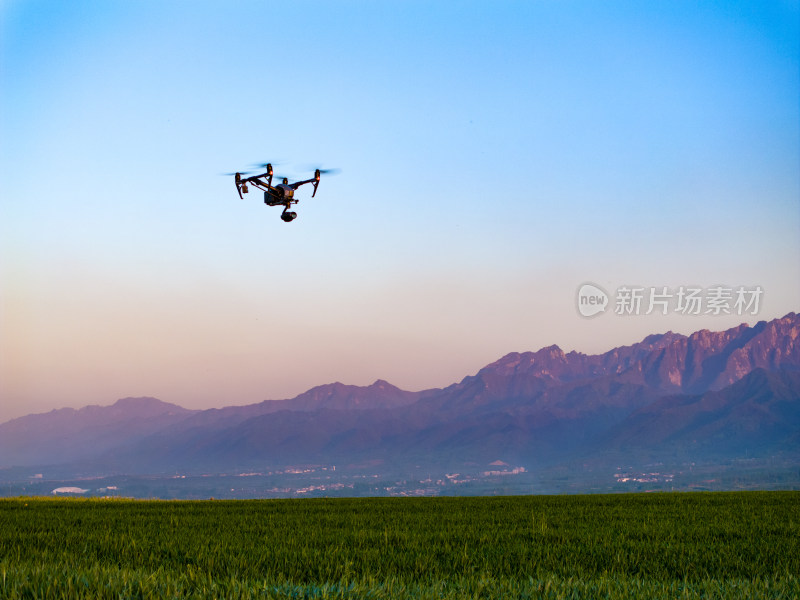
281, 210, 298, 223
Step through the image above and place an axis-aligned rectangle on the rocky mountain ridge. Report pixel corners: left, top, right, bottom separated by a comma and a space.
1, 313, 797, 473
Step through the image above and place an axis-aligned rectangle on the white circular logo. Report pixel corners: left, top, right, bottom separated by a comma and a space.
577, 283, 609, 317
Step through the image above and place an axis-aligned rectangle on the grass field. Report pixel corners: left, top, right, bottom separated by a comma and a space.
1, 492, 798, 598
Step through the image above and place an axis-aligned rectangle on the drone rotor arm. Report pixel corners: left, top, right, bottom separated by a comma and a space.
289, 177, 315, 190
230, 172, 245, 199
241, 175, 272, 192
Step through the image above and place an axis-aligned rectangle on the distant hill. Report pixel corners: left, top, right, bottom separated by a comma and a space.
608, 367, 800, 457
0, 397, 196, 467
1, 313, 797, 474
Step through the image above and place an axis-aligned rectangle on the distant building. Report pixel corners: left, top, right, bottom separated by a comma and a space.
51, 487, 88, 495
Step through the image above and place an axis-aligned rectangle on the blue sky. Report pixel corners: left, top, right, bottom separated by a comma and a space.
1, 0, 798, 421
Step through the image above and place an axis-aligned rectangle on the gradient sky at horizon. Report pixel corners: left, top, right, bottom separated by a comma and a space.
1, 0, 799, 422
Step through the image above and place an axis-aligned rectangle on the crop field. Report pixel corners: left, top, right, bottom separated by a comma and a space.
1, 492, 798, 599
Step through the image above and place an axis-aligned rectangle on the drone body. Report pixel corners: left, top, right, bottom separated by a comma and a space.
231, 163, 335, 222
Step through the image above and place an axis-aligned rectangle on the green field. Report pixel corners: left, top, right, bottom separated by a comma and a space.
1, 492, 798, 599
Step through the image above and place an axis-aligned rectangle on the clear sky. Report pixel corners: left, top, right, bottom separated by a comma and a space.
1, 0, 798, 422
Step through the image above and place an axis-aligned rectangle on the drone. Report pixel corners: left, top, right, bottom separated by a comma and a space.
228, 163, 337, 222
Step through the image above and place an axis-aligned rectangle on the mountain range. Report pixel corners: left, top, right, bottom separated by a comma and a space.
1, 313, 798, 475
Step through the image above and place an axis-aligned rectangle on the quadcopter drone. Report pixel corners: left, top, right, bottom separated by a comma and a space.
228, 163, 337, 222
